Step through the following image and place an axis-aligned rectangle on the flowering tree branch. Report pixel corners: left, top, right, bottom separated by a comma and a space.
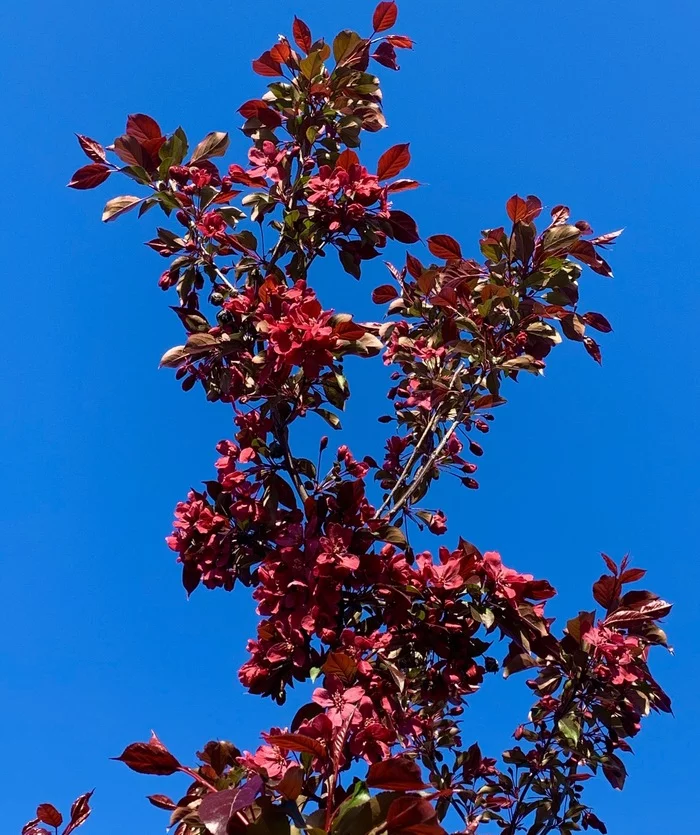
30, 3, 672, 835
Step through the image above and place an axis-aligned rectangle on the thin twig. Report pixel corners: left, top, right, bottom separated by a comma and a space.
375, 364, 465, 518
277, 418, 309, 504
386, 377, 483, 522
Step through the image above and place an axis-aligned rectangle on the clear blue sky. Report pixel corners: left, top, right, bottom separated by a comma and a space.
2, 0, 698, 832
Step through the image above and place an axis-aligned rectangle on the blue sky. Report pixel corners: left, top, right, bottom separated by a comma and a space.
2, 0, 699, 832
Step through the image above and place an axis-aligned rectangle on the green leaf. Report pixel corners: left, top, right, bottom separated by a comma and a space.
525, 321, 561, 344
300, 51, 324, 79
332, 789, 397, 835
102, 195, 142, 222
542, 224, 581, 253
375, 525, 408, 548
170, 306, 211, 333
316, 408, 342, 430
190, 131, 230, 163
558, 715, 580, 747
333, 30, 364, 64
332, 783, 371, 835
159, 126, 188, 174
322, 376, 348, 410
500, 355, 542, 374
138, 197, 158, 217
155, 191, 182, 211
338, 248, 361, 278
120, 165, 152, 185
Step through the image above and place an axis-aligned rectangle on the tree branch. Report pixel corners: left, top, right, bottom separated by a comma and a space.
385, 376, 484, 522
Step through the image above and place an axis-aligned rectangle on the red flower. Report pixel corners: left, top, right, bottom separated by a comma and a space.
345, 163, 382, 204
189, 166, 213, 189
337, 444, 370, 479
313, 678, 366, 728
196, 210, 227, 238
307, 165, 345, 206
582, 624, 645, 685
248, 140, 287, 182
316, 523, 360, 576
426, 510, 447, 535
482, 551, 556, 611
260, 282, 341, 378
238, 736, 291, 779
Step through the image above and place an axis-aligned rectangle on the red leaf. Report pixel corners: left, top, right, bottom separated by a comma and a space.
605, 598, 672, 627
506, 194, 542, 223
270, 41, 291, 64
76, 134, 106, 163
372, 284, 399, 303
113, 134, 146, 167
126, 114, 162, 143
619, 589, 657, 606
210, 189, 242, 205
199, 777, 264, 835
387, 210, 419, 243
582, 312, 613, 333
406, 252, 423, 278
36, 804, 62, 828
263, 733, 328, 759
583, 811, 608, 834
387, 796, 445, 835
277, 765, 303, 801
427, 234, 462, 260
293, 17, 313, 53
373, 42, 399, 70
238, 99, 282, 129
551, 204, 570, 224
239, 99, 269, 118
387, 178, 420, 193
291, 701, 324, 732
583, 336, 602, 364
113, 732, 181, 775
335, 320, 367, 340
601, 553, 618, 575
373, 1, 398, 32
63, 791, 94, 835
367, 756, 430, 791
590, 229, 623, 248
570, 240, 614, 277
322, 651, 358, 683
620, 567, 646, 584
147, 795, 176, 810
143, 135, 166, 160
68, 163, 110, 190
387, 35, 413, 48
198, 740, 241, 776
593, 574, 620, 611
336, 148, 360, 171
377, 143, 411, 180
525, 195, 543, 222
602, 755, 627, 790
252, 51, 282, 77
